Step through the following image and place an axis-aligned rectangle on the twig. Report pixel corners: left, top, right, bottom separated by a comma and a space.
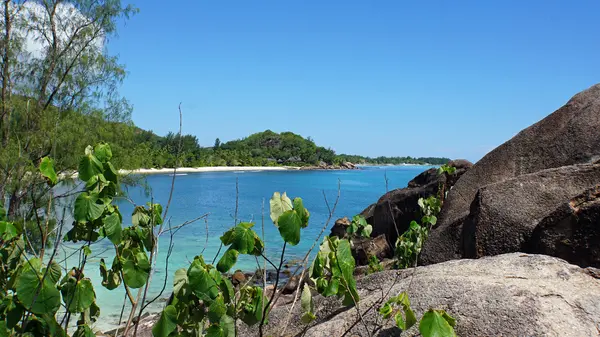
279, 260, 308, 336
161, 102, 183, 221
259, 242, 287, 336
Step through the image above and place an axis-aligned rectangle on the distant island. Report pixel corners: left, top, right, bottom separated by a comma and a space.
50, 113, 449, 171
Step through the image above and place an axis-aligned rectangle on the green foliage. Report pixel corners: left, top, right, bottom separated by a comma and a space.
217, 222, 263, 272
309, 236, 360, 307
270, 192, 310, 246
437, 164, 457, 176
367, 255, 383, 274
269, 192, 293, 224
39, 157, 58, 186
337, 154, 451, 166
395, 195, 443, 269
379, 292, 417, 330
419, 310, 457, 337
346, 215, 372, 238
379, 292, 456, 336
300, 284, 316, 323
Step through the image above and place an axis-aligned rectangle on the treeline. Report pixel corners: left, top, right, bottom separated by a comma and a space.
125, 129, 338, 168
337, 154, 450, 165
44, 114, 450, 170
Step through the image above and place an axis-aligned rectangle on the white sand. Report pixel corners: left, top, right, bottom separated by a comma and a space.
119, 166, 298, 175
61, 166, 299, 179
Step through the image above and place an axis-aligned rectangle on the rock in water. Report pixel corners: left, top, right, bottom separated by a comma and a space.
422, 84, 600, 265
360, 159, 471, 245
231, 270, 246, 286
238, 254, 600, 337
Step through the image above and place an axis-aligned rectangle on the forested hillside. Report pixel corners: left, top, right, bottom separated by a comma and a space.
43, 115, 450, 169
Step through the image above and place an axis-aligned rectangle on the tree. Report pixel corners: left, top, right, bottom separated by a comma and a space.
0, 0, 137, 218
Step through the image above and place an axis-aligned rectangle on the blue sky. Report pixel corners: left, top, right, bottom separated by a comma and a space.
110, 0, 600, 161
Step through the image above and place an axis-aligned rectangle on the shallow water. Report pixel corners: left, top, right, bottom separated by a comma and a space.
61, 165, 432, 331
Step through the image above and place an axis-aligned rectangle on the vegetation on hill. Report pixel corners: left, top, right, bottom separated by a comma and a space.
337, 154, 450, 166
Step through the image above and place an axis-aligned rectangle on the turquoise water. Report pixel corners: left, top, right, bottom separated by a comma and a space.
70, 165, 431, 330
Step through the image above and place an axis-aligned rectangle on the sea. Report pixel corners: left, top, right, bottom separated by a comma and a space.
58, 165, 433, 331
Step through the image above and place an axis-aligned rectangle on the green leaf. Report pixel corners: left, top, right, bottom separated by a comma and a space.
419, 310, 457, 337
323, 277, 339, 297
61, 279, 96, 313
187, 258, 218, 300
221, 315, 235, 337
15, 258, 61, 315
238, 286, 269, 326
379, 302, 393, 319
205, 325, 224, 337
46, 261, 62, 284
277, 210, 301, 245
230, 223, 256, 254
220, 278, 235, 304
217, 248, 239, 273
0, 222, 18, 241
362, 224, 373, 238
132, 206, 151, 226
0, 203, 6, 221
0, 320, 8, 337
269, 192, 293, 224
208, 294, 226, 323
94, 143, 113, 162
83, 246, 92, 257
39, 157, 58, 185
336, 239, 359, 306
395, 311, 406, 330
72, 324, 95, 337
99, 259, 121, 290
442, 311, 456, 327
122, 248, 150, 289
103, 162, 119, 184
173, 268, 188, 296
102, 212, 122, 245
300, 284, 315, 323
336, 239, 355, 283
293, 197, 310, 228
220, 228, 235, 245
74, 192, 105, 222
152, 305, 178, 337
78, 152, 103, 182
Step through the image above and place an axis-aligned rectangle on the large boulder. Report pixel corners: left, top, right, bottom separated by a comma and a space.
238, 254, 600, 337
422, 84, 600, 265
454, 164, 600, 265
527, 185, 600, 267
361, 159, 471, 245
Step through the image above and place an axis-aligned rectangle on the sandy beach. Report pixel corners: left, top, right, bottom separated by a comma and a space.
119, 166, 297, 175
61, 166, 299, 179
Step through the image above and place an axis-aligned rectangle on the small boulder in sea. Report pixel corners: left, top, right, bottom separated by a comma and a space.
231, 270, 246, 287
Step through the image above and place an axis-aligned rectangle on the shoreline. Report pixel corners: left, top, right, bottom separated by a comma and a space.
119, 166, 297, 175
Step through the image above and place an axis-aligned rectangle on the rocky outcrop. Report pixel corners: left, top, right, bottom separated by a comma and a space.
422, 84, 600, 265
455, 164, 600, 265
300, 162, 359, 170
329, 217, 351, 238
360, 159, 472, 245
527, 185, 600, 267
238, 253, 600, 337
351, 234, 392, 265
330, 217, 393, 265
